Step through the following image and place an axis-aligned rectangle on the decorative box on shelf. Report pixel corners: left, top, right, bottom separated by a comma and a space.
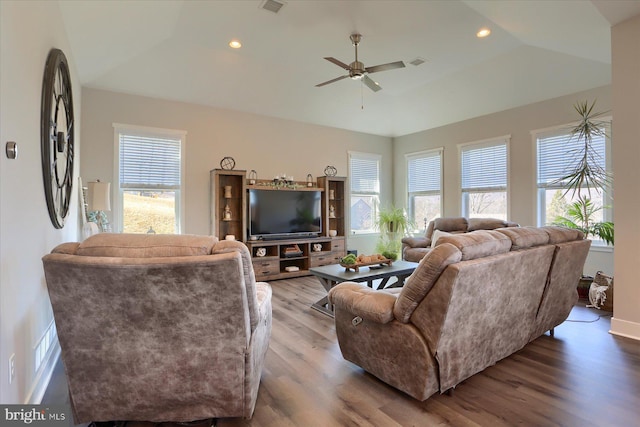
282, 244, 303, 258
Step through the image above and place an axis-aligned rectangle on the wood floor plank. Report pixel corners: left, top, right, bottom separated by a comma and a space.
42, 276, 640, 427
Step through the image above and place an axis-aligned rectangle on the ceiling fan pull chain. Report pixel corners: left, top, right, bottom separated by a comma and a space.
361, 81, 364, 110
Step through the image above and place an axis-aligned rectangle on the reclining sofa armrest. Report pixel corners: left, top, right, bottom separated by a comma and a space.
401, 236, 431, 248
328, 283, 396, 324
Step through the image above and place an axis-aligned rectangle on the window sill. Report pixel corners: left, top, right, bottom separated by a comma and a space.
350, 231, 378, 236
590, 243, 613, 253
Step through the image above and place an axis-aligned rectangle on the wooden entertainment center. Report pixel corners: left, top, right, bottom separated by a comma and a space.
210, 169, 347, 281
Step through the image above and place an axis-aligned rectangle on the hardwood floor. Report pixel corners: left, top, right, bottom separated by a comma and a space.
43, 276, 640, 427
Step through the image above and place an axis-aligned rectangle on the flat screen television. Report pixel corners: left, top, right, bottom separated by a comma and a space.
248, 189, 322, 239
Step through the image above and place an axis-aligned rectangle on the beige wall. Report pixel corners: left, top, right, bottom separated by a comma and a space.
392, 85, 614, 279
611, 14, 640, 339
80, 88, 392, 255
0, 1, 81, 403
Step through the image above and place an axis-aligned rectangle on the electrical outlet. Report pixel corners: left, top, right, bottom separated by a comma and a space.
9, 353, 15, 384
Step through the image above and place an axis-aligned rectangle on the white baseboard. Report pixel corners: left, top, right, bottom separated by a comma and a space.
610, 317, 640, 341
25, 343, 61, 404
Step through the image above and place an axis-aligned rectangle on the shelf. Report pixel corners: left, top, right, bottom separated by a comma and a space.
210, 169, 247, 241
246, 236, 345, 281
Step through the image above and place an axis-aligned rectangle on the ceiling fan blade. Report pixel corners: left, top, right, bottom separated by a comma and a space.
363, 75, 382, 92
316, 75, 349, 87
324, 57, 351, 71
365, 61, 406, 74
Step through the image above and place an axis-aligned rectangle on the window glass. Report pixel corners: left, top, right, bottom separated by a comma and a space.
349, 152, 381, 233
407, 149, 442, 230
116, 127, 184, 233
460, 138, 508, 219
535, 124, 611, 244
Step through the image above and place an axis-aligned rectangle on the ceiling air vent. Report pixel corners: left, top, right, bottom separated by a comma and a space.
260, 0, 286, 14
409, 57, 426, 67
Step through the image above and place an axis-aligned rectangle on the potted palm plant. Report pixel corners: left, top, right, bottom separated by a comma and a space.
374, 205, 415, 260
551, 100, 613, 297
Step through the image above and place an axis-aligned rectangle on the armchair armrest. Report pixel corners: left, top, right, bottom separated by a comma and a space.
401, 236, 431, 248
328, 282, 397, 324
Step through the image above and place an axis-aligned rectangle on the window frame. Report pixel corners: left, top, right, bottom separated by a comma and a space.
533, 119, 612, 246
458, 135, 510, 219
406, 148, 443, 232
113, 123, 187, 234
348, 151, 381, 235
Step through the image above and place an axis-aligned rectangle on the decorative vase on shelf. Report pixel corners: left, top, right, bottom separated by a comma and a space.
329, 205, 336, 218
224, 185, 232, 199
223, 204, 232, 220
329, 189, 335, 200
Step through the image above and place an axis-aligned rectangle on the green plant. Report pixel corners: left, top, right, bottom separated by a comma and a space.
374, 205, 415, 259
560, 100, 611, 195
553, 198, 614, 245
553, 100, 613, 244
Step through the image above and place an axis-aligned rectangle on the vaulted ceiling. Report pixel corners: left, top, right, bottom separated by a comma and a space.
58, 0, 640, 137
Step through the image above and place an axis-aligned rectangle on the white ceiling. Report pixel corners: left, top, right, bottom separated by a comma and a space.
58, 0, 640, 137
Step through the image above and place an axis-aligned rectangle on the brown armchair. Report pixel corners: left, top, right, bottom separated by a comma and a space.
42, 234, 272, 424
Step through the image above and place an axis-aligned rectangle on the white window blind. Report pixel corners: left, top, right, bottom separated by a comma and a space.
461, 141, 507, 191
408, 151, 441, 193
537, 130, 606, 188
350, 155, 380, 194
119, 134, 181, 189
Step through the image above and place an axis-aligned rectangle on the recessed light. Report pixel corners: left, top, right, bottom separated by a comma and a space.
229, 39, 242, 49
477, 28, 491, 38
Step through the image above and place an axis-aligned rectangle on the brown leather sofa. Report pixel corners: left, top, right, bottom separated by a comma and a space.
329, 226, 589, 401
42, 234, 272, 424
402, 217, 519, 262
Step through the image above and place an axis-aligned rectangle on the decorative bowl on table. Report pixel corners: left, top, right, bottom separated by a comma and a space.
340, 254, 393, 272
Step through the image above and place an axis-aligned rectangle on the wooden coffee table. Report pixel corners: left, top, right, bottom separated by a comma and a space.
309, 260, 419, 316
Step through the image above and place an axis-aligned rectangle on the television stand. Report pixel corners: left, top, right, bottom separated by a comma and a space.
246, 236, 346, 281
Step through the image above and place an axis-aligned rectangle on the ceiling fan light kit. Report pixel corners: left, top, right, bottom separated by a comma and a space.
316, 33, 405, 92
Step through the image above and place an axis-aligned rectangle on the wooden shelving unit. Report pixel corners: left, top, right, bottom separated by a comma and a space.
246, 237, 344, 281
210, 169, 247, 241
210, 171, 348, 281
318, 176, 347, 238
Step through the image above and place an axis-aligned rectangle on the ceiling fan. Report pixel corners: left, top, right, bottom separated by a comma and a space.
316, 33, 405, 92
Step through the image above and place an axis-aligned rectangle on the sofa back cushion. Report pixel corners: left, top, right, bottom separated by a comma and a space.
394, 243, 462, 323
433, 217, 469, 233
467, 218, 508, 231
541, 226, 584, 243
76, 234, 217, 258
496, 227, 550, 250
436, 230, 512, 260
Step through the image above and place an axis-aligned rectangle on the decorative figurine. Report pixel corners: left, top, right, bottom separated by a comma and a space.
223, 204, 232, 220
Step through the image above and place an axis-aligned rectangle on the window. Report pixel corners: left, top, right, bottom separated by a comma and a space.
115, 124, 186, 234
460, 137, 509, 219
406, 148, 442, 232
349, 152, 381, 233
535, 123, 611, 236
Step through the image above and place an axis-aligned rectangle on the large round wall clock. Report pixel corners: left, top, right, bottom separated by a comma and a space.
41, 48, 75, 229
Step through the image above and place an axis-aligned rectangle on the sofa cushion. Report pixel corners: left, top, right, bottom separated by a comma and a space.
496, 227, 549, 250
394, 243, 462, 323
430, 229, 452, 247
468, 217, 507, 231
76, 233, 218, 257
432, 217, 469, 233
541, 226, 584, 244
436, 230, 512, 260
